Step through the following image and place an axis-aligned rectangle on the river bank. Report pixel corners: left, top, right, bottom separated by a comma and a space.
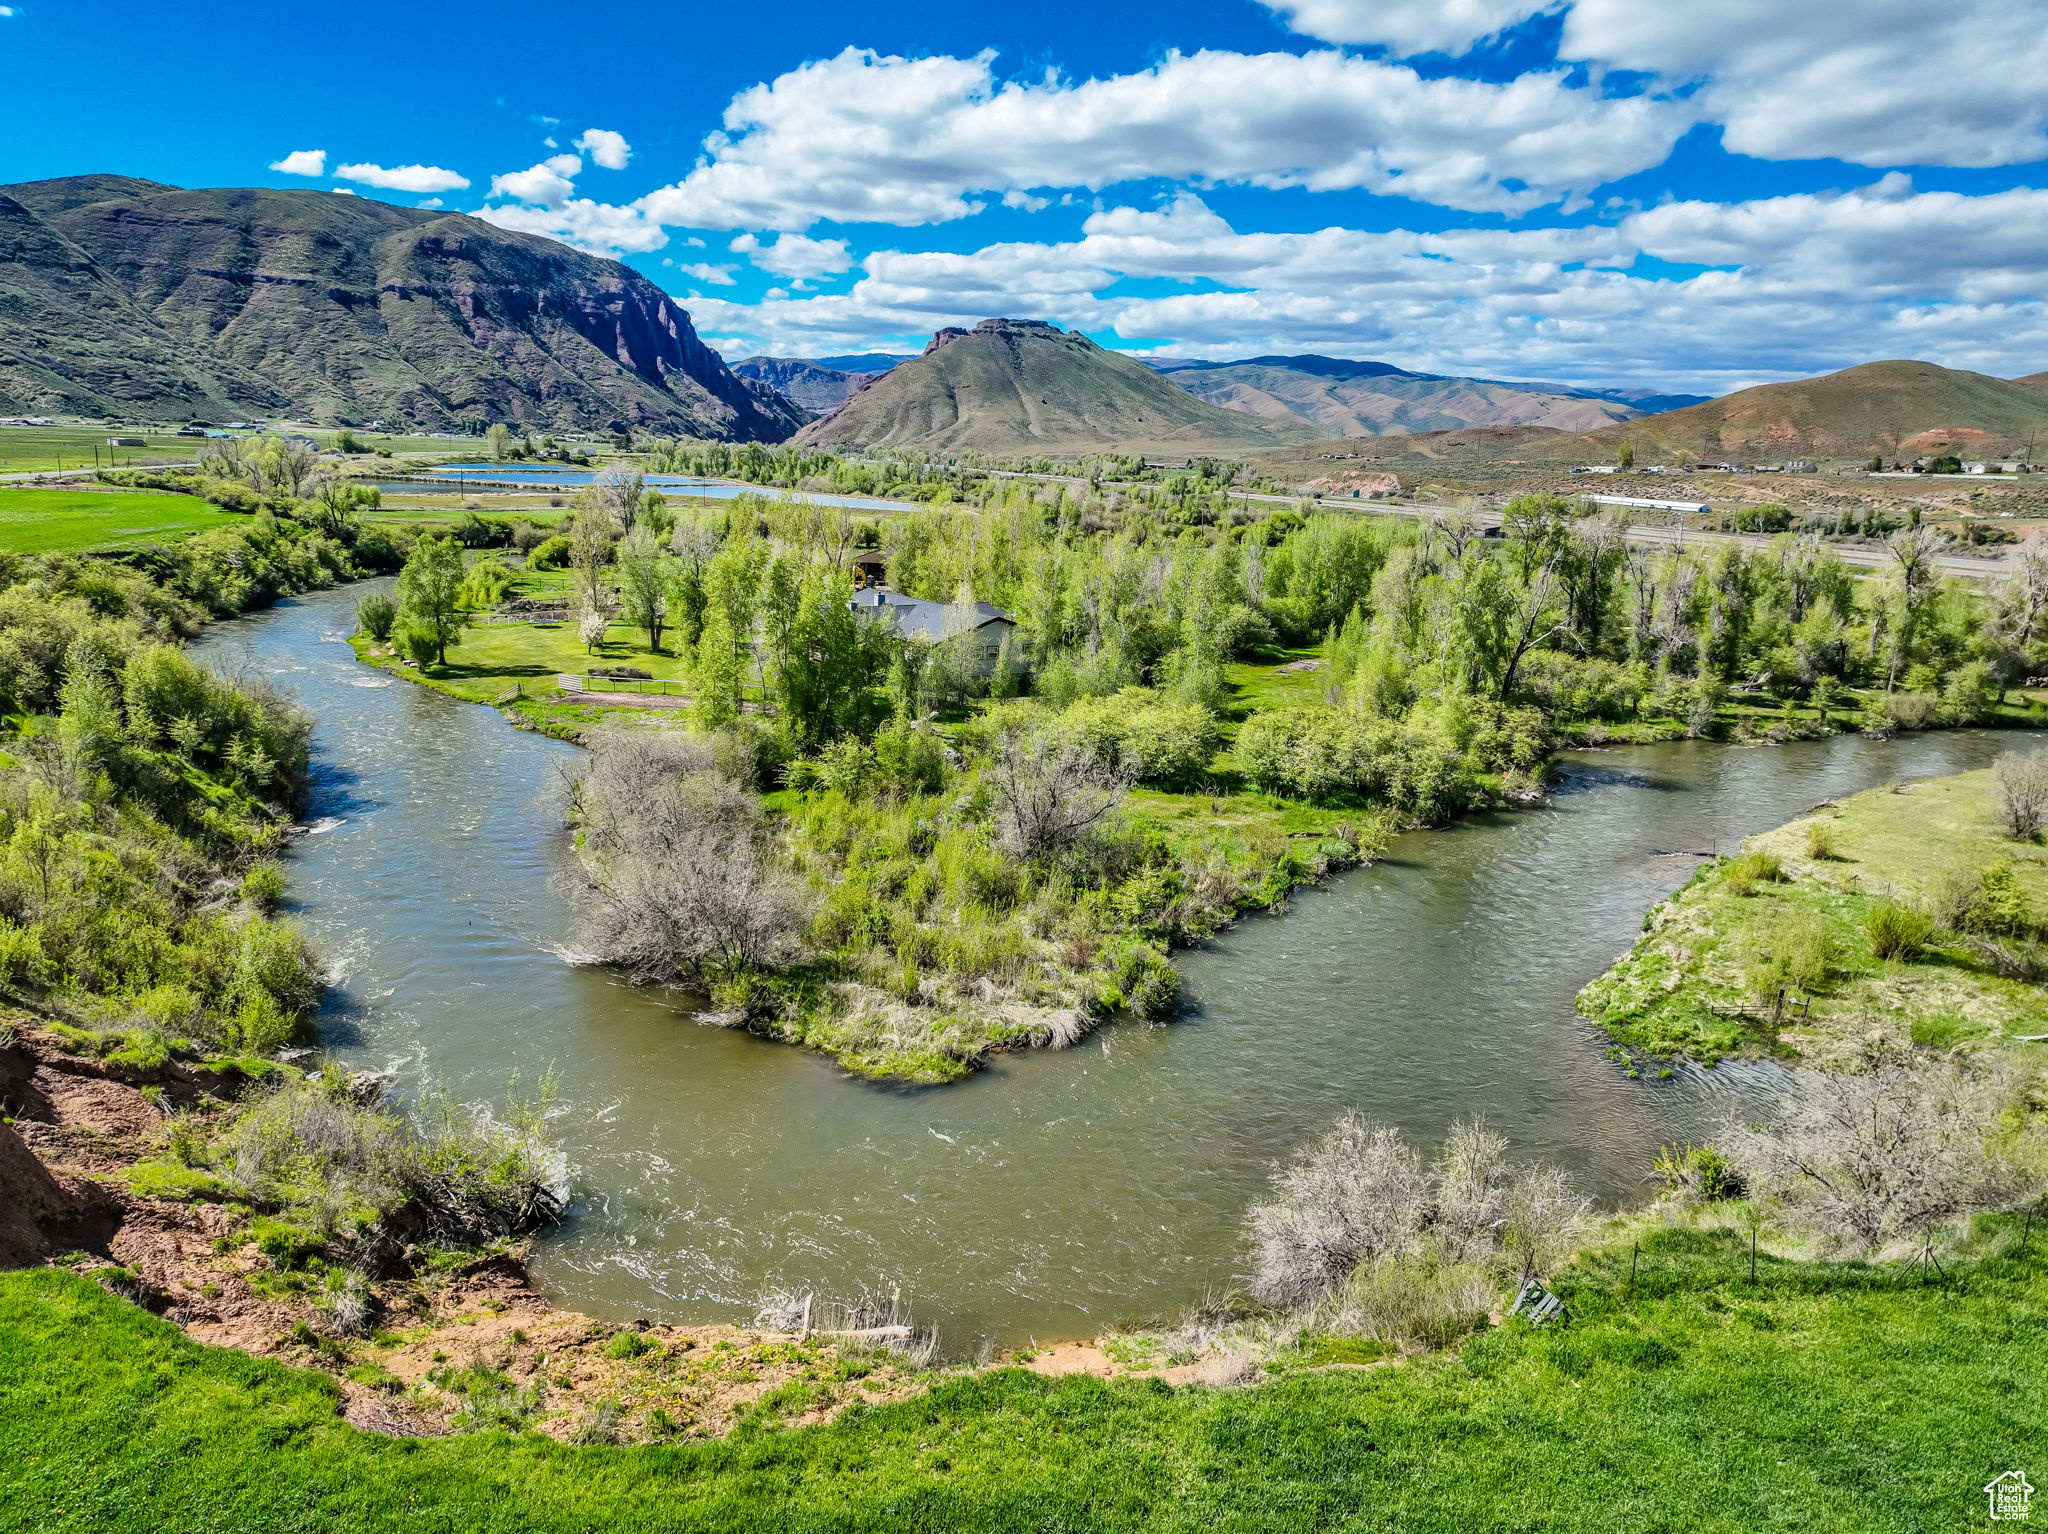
189, 580, 2031, 1349
0, 1019, 934, 1443
1578, 762, 2048, 1065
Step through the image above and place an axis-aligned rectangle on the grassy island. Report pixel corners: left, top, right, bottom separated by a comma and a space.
1578, 762, 2048, 1062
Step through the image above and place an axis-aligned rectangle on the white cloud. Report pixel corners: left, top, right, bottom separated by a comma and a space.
334, 162, 470, 193
1261, 0, 1554, 55
1560, 0, 2048, 168
0, 8, 19, 17
632, 46, 1688, 229
683, 187, 2048, 392
1267, 0, 2048, 168
575, 128, 632, 170
731, 231, 853, 281
269, 149, 327, 177
471, 198, 668, 254
675, 263, 738, 286
490, 155, 581, 208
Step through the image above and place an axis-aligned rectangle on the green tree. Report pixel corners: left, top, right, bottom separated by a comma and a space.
395, 535, 467, 667
1617, 443, 1636, 471
484, 423, 515, 462
693, 608, 746, 729
614, 527, 674, 652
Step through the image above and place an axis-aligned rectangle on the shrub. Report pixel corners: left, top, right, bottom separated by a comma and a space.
356, 592, 397, 641
1651, 1143, 1742, 1202
242, 863, 287, 913
605, 1330, 654, 1359
1972, 858, 2035, 936
395, 624, 441, 668
1724, 1056, 2036, 1253
1994, 751, 2048, 840
1802, 821, 1838, 860
1721, 849, 1785, 896
1866, 899, 1934, 961
527, 535, 573, 570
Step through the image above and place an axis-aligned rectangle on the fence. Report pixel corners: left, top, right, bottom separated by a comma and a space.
558, 674, 690, 698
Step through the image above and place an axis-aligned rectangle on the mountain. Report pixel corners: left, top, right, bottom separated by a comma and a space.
794, 319, 1324, 455
808, 352, 916, 375
0, 175, 803, 439
2014, 372, 2048, 399
1157, 354, 1655, 438
1544, 360, 2048, 461
730, 356, 862, 414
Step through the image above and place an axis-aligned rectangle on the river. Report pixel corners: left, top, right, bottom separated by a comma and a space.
193, 581, 2019, 1351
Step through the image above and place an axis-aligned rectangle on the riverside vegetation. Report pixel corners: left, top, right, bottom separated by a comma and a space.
1580, 753, 2048, 1064
366, 451, 2048, 1079
2, 448, 2046, 1528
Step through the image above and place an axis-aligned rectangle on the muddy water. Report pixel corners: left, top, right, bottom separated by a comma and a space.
195, 583, 2016, 1350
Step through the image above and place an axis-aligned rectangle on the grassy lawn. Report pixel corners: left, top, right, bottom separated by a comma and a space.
0, 487, 250, 553
1579, 766, 2048, 1062
1, 1225, 2040, 1532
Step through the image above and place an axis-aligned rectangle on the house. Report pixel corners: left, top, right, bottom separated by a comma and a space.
849, 588, 1017, 676
1784, 460, 1819, 474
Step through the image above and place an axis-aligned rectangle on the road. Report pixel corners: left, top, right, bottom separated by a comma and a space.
0, 463, 197, 483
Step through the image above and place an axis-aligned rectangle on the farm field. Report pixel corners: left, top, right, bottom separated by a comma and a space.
0, 488, 250, 552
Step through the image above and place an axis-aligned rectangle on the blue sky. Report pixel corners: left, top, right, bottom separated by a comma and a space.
3, 0, 2046, 392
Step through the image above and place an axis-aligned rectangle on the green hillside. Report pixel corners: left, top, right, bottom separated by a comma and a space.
796, 319, 1323, 455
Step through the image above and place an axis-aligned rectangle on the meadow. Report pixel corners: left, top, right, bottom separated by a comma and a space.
1, 1221, 2039, 1533
0, 424, 199, 474
0, 487, 251, 552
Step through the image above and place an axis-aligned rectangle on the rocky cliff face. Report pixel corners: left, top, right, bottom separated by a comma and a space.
0, 177, 803, 439
729, 356, 860, 414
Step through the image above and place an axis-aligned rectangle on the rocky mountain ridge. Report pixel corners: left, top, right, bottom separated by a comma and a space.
0, 176, 801, 439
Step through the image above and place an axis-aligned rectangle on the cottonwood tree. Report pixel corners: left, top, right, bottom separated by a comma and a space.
986, 732, 1133, 864
568, 731, 809, 983
395, 535, 467, 666
1724, 1056, 2034, 1257
614, 526, 674, 652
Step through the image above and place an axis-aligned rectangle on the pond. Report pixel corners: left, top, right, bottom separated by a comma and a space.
195, 582, 2018, 1351
366, 465, 914, 513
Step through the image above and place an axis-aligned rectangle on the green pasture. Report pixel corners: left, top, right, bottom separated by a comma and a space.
0, 488, 248, 553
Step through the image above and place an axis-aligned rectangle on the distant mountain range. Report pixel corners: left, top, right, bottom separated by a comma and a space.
1151, 355, 1700, 438
734, 347, 1712, 438
793, 319, 1324, 454
0, 175, 802, 438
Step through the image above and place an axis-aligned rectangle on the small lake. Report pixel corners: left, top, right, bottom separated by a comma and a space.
369, 465, 913, 513
195, 582, 2019, 1351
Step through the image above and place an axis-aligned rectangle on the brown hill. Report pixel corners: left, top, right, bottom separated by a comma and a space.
795, 319, 1323, 455
2013, 372, 2048, 399
1534, 360, 2048, 462
1166, 356, 1645, 436
0, 175, 802, 438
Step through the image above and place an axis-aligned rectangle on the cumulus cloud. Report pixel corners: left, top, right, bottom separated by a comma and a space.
1560, 0, 2048, 168
731, 231, 854, 281
334, 162, 470, 193
632, 46, 1688, 228
490, 154, 581, 208
673, 262, 738, 286
575, 128, 632, 170
1262, 0, 1554, 55
684, 187, 2048, 392
471, 198, 667, 254
270, 149, 327, 177
1268, 0, 2048, 168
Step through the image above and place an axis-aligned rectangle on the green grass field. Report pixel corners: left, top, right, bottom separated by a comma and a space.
1, 1225, 2039, 1532
1579, 766, 2048, 1061
0, 425, 199, 474
0, 488, 249, 553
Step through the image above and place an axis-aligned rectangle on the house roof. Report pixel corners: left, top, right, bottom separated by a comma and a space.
849, 588, 1015, 642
